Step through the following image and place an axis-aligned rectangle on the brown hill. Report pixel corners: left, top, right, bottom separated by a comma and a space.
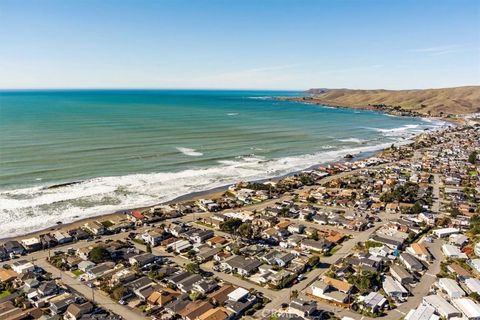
298, 86, 480, 117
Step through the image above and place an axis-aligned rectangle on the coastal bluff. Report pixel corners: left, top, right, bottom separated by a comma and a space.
282, 86, 480, 117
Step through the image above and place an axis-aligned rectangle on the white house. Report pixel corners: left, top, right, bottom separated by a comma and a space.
382, 276, 408, 302
469, 259, 480, 274
433, 228, 460, 238
442, 244, 468, 259
11, 260, 34, 274
451, 298, 480, 320
423, 294, 462, 319
438, 278, 465, 299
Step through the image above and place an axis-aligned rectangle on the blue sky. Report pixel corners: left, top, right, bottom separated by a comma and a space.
1, 0, 479, 90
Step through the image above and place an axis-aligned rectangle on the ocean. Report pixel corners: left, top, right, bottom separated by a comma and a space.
0, 90, 447, 237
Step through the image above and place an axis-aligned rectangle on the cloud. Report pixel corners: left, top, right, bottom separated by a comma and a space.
407, 45, 463, 56
316, 64, 384, 75
156, 64, 302, 89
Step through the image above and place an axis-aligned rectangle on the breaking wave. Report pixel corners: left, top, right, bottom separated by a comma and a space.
176, 147, 203, 157
0, 140, 407, 238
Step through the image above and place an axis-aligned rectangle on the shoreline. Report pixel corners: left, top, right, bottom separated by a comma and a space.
0, 109, 457, 242
0, 148, 382, 242
277, 96, 466, 125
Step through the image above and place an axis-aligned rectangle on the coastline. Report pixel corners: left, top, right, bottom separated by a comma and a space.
0, 137, 422, 242
0, 98, 461, 241
277, 96, 466, 125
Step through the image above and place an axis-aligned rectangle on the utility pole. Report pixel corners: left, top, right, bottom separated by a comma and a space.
92, 287, 95, 304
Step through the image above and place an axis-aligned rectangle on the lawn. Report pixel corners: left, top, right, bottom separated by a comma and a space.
0, 290, 12, 299
72, 269, 84, 277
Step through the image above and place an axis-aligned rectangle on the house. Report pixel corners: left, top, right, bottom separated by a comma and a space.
178, 300, 213, 320
208, 284, 236, 305
11, 260, 34, 274
177, 274, 203, 293
449, 234, 469, 247
52, 231, 73, 244
65, 302, 93, 320
404, 305, 439, 320
300, 239, 333, 253
399, 252, 424, 273
129, 210, 146, 224
147, 289, 179, 306
438, 278, 465, 299
167, 239, 192, 253
20, 237, 42, 252
78, 260, 96, 272
37, 280, 58, 297
261, 250, 296, 267
197, 248, 221, 263
442, 244, 468, 259
390, 264, 414, 285
406, 243, 431, 262
83, 221, 105, 235
192, 279, 218, 294
0, 247, 7, 261
188, 229, 214, 244
447, 263, 472, 280
432, 228, 460, 238
224, 287, 256, 315
423, 295, 462, 319
111, 269, 136, 285
221, 256, 262, 276
311, 278, 351, 304
3, 240, 25, 255
451, 298, 480, 320
86, 261, 115, 279
164, 294, 191, 316
49, 294, 77, 315
370, 234, 403, 250
0, 268, 18, 282
129, 253, 156, 267
142, 230, 166, 247
465, 278, 480, 294
382, 276, 408, 301
288, 224, 305, 234
359, 292, 387, 314
68, 228, 89, 240
288, 299, 319, 318
207, 236, 227, 247
469, 259, 480, 273
198, 307, 232, 320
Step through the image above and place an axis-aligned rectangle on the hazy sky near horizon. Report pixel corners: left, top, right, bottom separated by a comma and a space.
1, 0, 479, 90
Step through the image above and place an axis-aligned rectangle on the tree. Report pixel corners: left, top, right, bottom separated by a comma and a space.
189, 292, 203, 301
185, 263, 200, 274
468, 151, 478, 164
290, 290, 298, 299
307, 255, 320, 268
111, 285, 127, 301
348, 269, 381, 293
309, 230, 319, 241
238, 223, 254, 239
88, 246, 110, 263
146, 243, 152, 253
220, 218, 243, 233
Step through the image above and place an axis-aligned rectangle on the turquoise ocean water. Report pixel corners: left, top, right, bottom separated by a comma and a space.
0, 90, 446, 237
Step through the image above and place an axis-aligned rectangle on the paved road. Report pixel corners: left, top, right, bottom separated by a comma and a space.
256, 212, 388, 317
37, 259, 148, 320
432, 174, 441, 213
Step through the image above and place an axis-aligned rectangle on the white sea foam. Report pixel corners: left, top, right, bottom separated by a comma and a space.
338, 138, 366, 144
248, 96, 271, 100
0, 138, 413, 238
0, 119, 446, 238
176, 147, 203, 157
227, 113, 239, 116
